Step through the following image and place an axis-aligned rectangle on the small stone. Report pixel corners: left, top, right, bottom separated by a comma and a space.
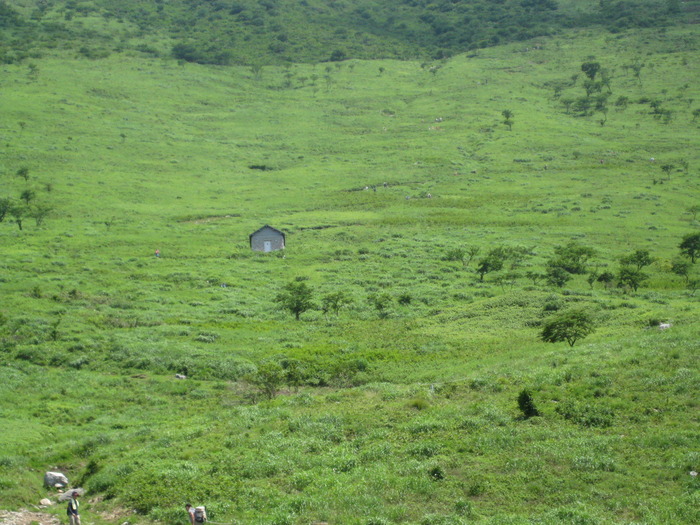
40, 498, 52, 506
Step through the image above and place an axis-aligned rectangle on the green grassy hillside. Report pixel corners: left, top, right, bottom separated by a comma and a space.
1, 0, 698, 64
1, 23, 699, 525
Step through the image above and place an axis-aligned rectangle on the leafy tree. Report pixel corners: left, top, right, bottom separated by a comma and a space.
586, 271, 598, 289
502, 109, 514, 130
494, 272, 520, 291
465, 246, 481, 267
688, 205, 700, 221
617, 266, 647, 292
368, 293, 393, 319
517, 389, 540, 419
620, 249, 654, 270
581, 61, 601, 80
545, 264, 571, 288
31, 203, 52, 226
280, 357, 305, 393
629, 61, 644, 85
541, 309, 595, 347
16, 166, 29, 181
671, 258, 691, 284
248, 360, 285, 399
321, 290, 353, 317
614, 95, 629, 108
20, 189, 36, 204
679, 233, 700, 263
0, 197, 11, 223
688, 279, 700, 297
8, 203, 26, 230
275, 280, 315, 320
561, 97, 575, 114
550, 241, 596, 275
661, 164, 674, 181
583, 79, 602, 97
476, 247, 506, 281
596, 271, 615, 289
526, 271, 545, 285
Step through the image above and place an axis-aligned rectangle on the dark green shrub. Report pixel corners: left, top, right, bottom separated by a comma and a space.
517, 389, 540, 419
428, 464, 445, 481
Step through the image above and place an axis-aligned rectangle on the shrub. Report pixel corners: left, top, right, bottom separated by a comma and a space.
455, 500, 473, 517
428, 464, 445, 481
517, 389, 540, 419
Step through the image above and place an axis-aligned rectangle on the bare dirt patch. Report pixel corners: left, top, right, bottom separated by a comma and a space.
0, 509, 60, 525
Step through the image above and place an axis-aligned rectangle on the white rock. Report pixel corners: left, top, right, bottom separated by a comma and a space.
44, 472, 68, 488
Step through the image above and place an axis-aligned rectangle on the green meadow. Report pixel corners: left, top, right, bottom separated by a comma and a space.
1, 21, 699, 525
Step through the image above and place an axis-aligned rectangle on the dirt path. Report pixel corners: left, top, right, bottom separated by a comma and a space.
0, 509, 60, 525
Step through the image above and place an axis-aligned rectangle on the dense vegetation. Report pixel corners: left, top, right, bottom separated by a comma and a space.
1, 1, 699, 524
1, 0, 698, 65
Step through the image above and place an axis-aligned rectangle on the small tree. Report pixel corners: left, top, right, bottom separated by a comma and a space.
31, 203, 52, 226
679, 233, 700, 263
248, 360, 285, 399
661, 164, 674, 181
671, 258, 691, 284
0, 197, 11, 223
517, 389, 540, 419
586, 271, 598, 289
526, 270, 545, 285
620, 249, 654, 270
275, 281, 315, 320
502, 109, 514, 130
368, 293, 393, 319
581, 61, 601, 80
476, 247, 506, 281
8, 203, 26, 230
545, 264, 571, 288
321, 290, 353, 318
687, 205, 700, 221
20, 189, 36, 205
16, 166, 30, 182
687, 279, 699, 297
550, 241, 596, 275
541, 309, 595, 347
465, 246, 481, 267
597, 271, 615, 289
617, 266, 647, 292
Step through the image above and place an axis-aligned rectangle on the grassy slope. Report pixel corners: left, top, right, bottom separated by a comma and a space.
1, 25, 699, 524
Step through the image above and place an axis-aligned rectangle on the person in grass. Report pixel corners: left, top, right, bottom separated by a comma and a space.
67, 491, 80, 525
185, 504, 195, 525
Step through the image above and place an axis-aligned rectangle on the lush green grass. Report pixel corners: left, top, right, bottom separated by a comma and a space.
1, 24, 699, 524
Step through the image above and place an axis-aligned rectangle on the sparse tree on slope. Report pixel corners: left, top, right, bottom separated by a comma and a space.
275, 281, 315, 320
541, 309, 595, 347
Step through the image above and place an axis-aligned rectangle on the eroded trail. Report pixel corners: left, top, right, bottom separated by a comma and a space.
0, 510, 60, 525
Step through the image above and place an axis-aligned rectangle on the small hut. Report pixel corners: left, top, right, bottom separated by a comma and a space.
249, 225, 285, 252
